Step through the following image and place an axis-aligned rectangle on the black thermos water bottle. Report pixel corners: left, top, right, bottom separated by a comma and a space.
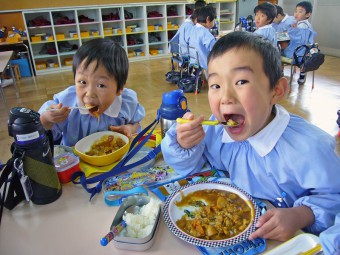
8, 107, 62, 205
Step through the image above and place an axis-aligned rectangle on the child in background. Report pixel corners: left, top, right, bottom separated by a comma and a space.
272, 4, 296, 32
187, 5, 216, 70
283, 1, 317, 85
253, 2, 277, 47
161, 31, 340, 242
169, 0, 206, 53
39, 38, 145, 146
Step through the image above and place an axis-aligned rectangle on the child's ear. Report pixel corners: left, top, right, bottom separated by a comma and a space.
306, 12, 311, 19
116, 87, 124, 96
271, 77, 288, 103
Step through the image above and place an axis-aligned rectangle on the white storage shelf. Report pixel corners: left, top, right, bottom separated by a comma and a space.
23, 1, 237, 75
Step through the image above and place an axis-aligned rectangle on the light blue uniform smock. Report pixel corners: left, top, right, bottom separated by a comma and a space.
320, 213, 340, 255
272, 15, 296, 32
38, 86, 145, 146
187, 23, 216, 70
283, 20, 317, 58
254, 24, 278, 48
161, 104, 340, 235
169, 19, 194, 55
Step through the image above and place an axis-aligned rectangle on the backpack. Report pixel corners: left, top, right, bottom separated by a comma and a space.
294, 43, 325, 72
177, 75, 202, 93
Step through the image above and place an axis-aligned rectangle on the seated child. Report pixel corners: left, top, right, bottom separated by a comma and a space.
39, 38, 145, 146
253, 2, 278, 47
272, 4, 296, 32
169, 0, 206, 54
161, 31, 340, 242
187, 5, 216, 70
282, 1, 317, 85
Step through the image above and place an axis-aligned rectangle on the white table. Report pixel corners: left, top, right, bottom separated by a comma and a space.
0, 178, 291, 255
0, 183, 200, 255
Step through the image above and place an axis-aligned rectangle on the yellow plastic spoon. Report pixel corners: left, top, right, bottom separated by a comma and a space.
176, 118, 240, 127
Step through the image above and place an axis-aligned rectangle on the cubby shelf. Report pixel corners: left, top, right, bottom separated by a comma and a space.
23, 1, 237, 75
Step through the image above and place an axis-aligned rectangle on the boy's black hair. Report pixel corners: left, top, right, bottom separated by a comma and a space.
191, 0, 207, 21
195, 0, 207, 10
208, 31, 282, 90
196, 5, 216, 24
296, 1, 313, 14
274, 4, 285, 16
254, 2, 277, 24
72, 38, 129, 92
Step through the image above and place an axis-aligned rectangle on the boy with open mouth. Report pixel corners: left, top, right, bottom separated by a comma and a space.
39, 38, 145, 146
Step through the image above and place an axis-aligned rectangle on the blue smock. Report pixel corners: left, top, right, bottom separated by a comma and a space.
161, 104, 340, 235
38, 86, 145, 146
320, 213, 340, 255
169, 20, 194, 55
254, 24, 278, 48
187, 23, 216, 70
283, 20, 317, 58
272, 15, 296, 32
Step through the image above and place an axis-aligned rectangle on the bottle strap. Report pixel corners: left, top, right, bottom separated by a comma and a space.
0, 151, 26, 225
72, 116, 161, 200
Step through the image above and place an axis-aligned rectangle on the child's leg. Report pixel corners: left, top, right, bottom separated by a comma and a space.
298, 71, 307, 85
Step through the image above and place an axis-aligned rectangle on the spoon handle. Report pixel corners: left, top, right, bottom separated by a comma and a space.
176, 118, 220, 126
100, 220, 127, 246
46, 106, 87, 111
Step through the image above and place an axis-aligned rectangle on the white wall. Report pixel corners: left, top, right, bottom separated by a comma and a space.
279, 0, 340, 57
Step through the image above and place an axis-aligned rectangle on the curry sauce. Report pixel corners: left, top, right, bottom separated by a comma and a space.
85, 135, 126, 156
175, 189, 253, 240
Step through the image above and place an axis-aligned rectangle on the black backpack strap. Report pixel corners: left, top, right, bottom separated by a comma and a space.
0, 155, 26, 225
293, 44, 309, 68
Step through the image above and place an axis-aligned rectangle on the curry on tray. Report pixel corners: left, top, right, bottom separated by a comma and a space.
175, 189, 253, 240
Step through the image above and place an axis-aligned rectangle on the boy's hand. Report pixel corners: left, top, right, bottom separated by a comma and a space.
40, 103, 70, 130
109, 123, 140, 140
248, 206, 314, 242
176, 112, 205, 149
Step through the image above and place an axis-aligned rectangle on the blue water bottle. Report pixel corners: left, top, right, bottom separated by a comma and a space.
158, 90, 189, 138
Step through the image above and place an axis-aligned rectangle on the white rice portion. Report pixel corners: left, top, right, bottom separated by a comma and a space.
122, 198, 161, 238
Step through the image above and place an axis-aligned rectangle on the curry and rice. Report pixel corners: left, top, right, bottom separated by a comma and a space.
175, 189, 253, 240
85, 135, 126, 156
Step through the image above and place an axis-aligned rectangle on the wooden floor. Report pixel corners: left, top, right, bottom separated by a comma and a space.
0, 55, 339, 163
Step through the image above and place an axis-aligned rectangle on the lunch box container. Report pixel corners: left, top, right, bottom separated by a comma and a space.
54, 151, 80, 183
111, 195, 161, 251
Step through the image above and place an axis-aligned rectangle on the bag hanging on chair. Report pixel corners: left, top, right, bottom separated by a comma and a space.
293, 43, 325, 72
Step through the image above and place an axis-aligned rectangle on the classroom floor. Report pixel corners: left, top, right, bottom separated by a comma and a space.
0, 55, 339, 164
